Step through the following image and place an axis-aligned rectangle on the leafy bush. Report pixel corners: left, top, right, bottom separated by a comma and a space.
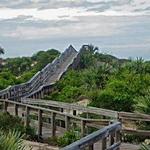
123, 134, 150, 143
0, 49, 60, 90
57, 130, 80, 147
0, 130, 31, 150
90, 87, 135, 112
47, 136, 58, 146
0, 112, 36, 139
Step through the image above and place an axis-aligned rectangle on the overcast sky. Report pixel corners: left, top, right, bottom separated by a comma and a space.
0, 0, 150, 59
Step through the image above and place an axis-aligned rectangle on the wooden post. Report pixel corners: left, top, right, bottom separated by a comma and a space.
102, 137, 107, 150
89, 144, 94, 150
51, 112, 56, 137
36, 92, 39, 99
109, 133, 114, 146
14, 104, 18, 116
24, 106, 30, 127
65, 116, 70, 131
38, 109, 43, 139
41, 90, 44, 99
3, 101, 8, 112
81, 120, 86, 137
60, 108, 64, 127
109, 121, 114, 146
115, 130, 121, 150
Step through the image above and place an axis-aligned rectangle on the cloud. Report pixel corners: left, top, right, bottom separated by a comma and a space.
0, 0, 150, 59
0, 0, 150, 16
0, 15, 79, 39
1, 15, 142, 40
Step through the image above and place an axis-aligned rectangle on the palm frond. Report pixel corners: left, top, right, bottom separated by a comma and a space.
0, 130, 32, 150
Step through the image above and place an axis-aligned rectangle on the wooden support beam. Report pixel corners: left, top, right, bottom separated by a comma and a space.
102, 137, 107, 150
41, 90, 44, 99
14, 103, 18, 116
38, 109, 43, 139
109, 132, 115, 147
3, 101, 8, 112
51, 112, 56, 137
115, 130, 121, 150
65, 116, 70, 131
109, 121, 114, 146
60, 108, 64, 127
25, 106, 30, 127
81, 120, 86, 137
89, 144, 94, 150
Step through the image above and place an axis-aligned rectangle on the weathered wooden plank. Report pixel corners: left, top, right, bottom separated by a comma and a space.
38, 109, 43, 139
122, 129, 150, 136
81, 120, 86, 137
51, 112, 56, 137
25, 106, 30, 127
1, 100, 86, 120
65, 116, 70, 131
119, 112, 150, 120
102, 137, 107, 150
3, 101, 8, 112
24, 99, 118, 118
14, 103, 18, 116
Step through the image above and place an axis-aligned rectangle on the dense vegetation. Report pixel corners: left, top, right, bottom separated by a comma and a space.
44, 45, 150, 114
0, 111, 36, 150
0, 112, 36, 139
0, 130, 30, 150
0, 44, 150, 114
0, 45, 150, 147
0, 49, 60, 90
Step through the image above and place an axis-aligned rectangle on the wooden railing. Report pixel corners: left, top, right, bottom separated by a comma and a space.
0, 45, 78, 100
0, 99, 115, 139
22, 99, 150, 138
1, 99, 150, 149
23, 99, 118, 118
118, 112, 150, 137
62, 122, 121, 150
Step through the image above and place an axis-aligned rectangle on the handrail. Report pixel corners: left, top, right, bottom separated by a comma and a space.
22, 98, 150, 137
0, 45, 78, 100
0, 99, 115, 139
62, 122, 121, 150
23, 99, 118, 118
26, 50, 78, 98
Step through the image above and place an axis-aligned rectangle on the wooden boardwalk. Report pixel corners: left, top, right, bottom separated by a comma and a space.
1, 100, 147, 150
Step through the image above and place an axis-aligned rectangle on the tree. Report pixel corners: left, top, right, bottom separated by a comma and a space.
135, 89, 150, 115
79, 44, 99, 69
86, 44, 98, 54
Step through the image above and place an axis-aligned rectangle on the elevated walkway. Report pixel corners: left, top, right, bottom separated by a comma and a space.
0, 99, 143, 150
0, 45, 79, 100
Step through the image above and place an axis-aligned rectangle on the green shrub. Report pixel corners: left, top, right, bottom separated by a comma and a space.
141, 142, 150, 150
123, 134, 150, 143
47, 136, 58, 146
58, 130, 80, 147
0, 112, 36, 140
0, 130, 31, 150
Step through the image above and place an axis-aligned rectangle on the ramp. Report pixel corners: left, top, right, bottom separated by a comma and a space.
0, 45, 78, 100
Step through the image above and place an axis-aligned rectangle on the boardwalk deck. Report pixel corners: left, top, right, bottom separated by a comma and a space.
0, 100, 143, 150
